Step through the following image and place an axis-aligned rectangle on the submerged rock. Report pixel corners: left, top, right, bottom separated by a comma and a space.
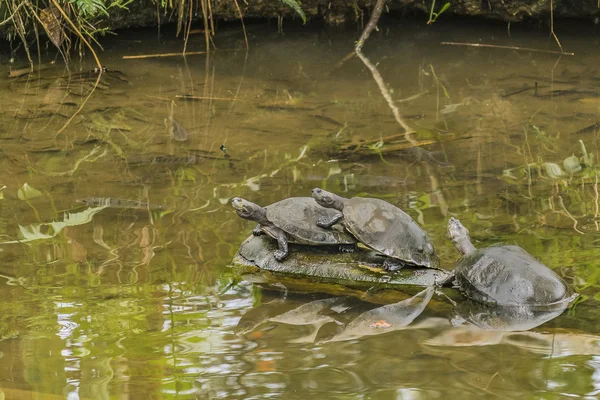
232, 235, 451, 292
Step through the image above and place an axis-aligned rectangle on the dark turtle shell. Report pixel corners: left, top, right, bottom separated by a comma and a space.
265, 197, 356, 245
342, 197, 439, 268
454, 245, 570, 307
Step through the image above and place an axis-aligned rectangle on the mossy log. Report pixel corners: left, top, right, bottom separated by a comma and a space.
232, 235, 452, 296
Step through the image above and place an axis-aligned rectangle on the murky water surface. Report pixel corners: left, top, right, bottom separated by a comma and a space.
0, 17, 600, 398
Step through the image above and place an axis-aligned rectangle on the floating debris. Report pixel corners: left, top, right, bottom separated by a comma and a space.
76, 197, 164, 210
563, 155, 582, 174
126, 152, 232, 167
166, 116, 190, 142
220, 144, 231, 159
17, 183, 43, 200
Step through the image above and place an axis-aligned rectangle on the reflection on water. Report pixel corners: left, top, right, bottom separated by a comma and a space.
0, 17, 599, 398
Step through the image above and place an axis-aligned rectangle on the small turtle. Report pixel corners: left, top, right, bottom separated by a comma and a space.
231, 197, 356, 261
311, 188, 439, 271
445, 217, 576, 307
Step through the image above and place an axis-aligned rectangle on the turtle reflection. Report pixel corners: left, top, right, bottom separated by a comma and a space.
237, 286, 439, 343
450, 299, 569, 332
424, 302, 600, 358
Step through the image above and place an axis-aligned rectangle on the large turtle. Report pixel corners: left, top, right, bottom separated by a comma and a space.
231, 197, 356, 261
311, 188, 440, 271
445, 217, 576, 307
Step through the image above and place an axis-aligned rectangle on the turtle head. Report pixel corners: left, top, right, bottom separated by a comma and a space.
312, 188, 345, 211
231, 197, 263, 221
447, 217, 476, 255
412, 238, 439, 267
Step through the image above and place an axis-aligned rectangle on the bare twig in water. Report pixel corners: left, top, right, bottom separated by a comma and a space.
352, 0, 414, 134
183, 0, 194, 54
330, 51, 356, 72
229, 51, 249, 112
123, 49, 242, 59
397, 91, 429, 103
51, 0, 103, 135
0, 1, 26, 27
175, 95, 249, 101
440, 41, 574, 56
123, 51, 209, 59
549, 0, 563, 53
330, 0, 386, 71
594, 173, 599, 231
356, 51, 414, 134
199, 0, 211, 52
232, 0, 249, 49
355, 0, 386, 52
556, 195, 584, 235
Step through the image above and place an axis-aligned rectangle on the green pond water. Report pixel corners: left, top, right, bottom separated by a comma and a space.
0, 16, 599, 399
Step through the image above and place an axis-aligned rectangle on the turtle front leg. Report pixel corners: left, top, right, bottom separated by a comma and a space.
316, 213, 343, 229
435, 271, 456, 287
273, 229, 289, 261
252, 224, 263, 236
383, 258, 405, 272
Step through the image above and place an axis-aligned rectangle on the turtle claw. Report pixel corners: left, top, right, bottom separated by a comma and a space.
273, 250, 287, 261
252, 225, 263, 236
316, 218, 329, 228
383, 259, 404, 272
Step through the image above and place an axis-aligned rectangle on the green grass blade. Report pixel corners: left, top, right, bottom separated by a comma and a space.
281, 0, 306, 24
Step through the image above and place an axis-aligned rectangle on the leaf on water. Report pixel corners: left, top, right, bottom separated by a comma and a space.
441, 85, 451, 99
0, 206, 107, 244
563, 155, 582, 174
441, 103, 463, 114
281, 0, 306, 24
544, 162, 566, 179
167, 117, 190, 142
17, 183, 43, 200
0, 186, 6, 200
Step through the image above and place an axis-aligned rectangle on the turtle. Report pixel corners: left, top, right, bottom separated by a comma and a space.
231, 197, 357, 261
445, 217, 577, 307
311, 188, 440, 271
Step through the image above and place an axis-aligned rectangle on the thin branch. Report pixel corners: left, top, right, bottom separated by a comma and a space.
50, 0, 103, 135
183, 0, 193, 54
0, 1, 27, 27
549, 0, 563, 52
355, 0, 386, 52
232, 0, 249, 49
329, 0, 385, 72
356, 50, 414, 134
123, 51, 209, 59
440, 41, 574, 56
199, 0, 210, 52
175, 95, 248, 101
